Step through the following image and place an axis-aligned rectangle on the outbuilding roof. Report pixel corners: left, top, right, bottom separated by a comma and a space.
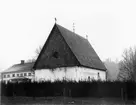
2, 62, 34, 74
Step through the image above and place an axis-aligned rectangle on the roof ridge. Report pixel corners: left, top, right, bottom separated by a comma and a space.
2, 62, 34, 73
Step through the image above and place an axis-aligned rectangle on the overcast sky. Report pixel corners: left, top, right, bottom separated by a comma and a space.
0, 0, 136, 71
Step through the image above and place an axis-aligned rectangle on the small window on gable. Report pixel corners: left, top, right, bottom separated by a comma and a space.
52, 51, 59, 58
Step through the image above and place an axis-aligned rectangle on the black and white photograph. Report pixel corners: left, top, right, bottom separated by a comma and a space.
0, 0, 136, 105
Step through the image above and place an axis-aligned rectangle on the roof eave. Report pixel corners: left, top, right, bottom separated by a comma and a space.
79, 65, 107, 71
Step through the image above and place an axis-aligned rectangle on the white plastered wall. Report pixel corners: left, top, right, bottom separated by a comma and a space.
35, 67, 106, 82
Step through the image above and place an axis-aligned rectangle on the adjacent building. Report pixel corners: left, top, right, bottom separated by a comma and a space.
1, 60, 34, 83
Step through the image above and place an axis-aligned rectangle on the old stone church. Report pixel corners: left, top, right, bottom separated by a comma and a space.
33, 23, 107, 82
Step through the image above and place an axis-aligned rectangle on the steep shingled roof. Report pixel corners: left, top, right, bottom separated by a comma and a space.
2, 62, 34, 74
34, 24, 106, 71
56, 24, 106, 71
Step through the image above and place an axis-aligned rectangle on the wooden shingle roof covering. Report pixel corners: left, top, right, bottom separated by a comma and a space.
2, 62, 34, 74
56, 24, 106, 71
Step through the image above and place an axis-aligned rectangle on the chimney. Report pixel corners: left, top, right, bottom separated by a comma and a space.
21, 60, 25, 64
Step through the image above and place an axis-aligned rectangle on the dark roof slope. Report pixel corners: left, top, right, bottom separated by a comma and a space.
2, 62, 34, 74
56, 24, 106, 71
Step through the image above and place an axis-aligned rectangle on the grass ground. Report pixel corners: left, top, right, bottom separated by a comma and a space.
0, 96, 135, 105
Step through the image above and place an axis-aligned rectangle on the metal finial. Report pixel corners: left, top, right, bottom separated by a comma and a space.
55, 18, 57, 23
73, 23, 75, 33
86, 35, 88, 40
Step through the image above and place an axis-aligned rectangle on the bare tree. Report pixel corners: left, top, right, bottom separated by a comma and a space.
26, 58, 36, 63
26, 45, 42, 63
35, 45, 42, 58
104, 58, 119, 81
117, 47, 136, 81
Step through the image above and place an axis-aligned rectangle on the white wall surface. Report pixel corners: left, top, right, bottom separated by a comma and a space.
35, 67, 106, 82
